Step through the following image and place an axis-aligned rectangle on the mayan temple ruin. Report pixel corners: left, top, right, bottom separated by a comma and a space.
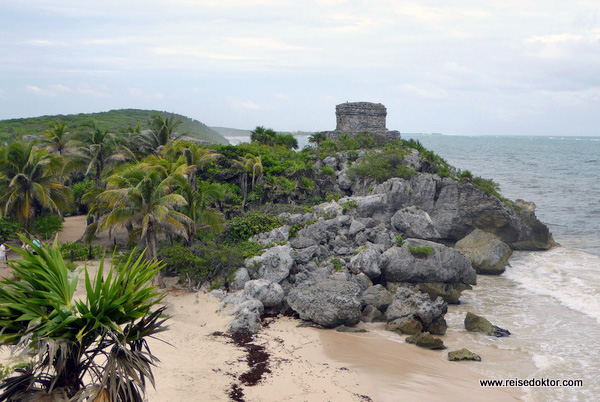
324, 102, 401, 141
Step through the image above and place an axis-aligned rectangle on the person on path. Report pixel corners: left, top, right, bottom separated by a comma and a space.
0, 243, 6, 267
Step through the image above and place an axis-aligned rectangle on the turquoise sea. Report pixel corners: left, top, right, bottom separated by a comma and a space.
229, 134, 600, 401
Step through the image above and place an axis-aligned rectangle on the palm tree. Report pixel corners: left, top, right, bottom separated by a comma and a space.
97, 163, 194, 285
134, 114, 183, 155
0, 238, 167, 401
39, 121, 73, 156
70, 126, 131, 188
164, 142, 219, 190
0, 142, 70, 231
178, 180, 224, 236
232, 154, 262, 209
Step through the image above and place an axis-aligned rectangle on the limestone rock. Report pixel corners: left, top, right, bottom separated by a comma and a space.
455, 229, 512, 275
415, 282, 472, 304
360, 284, 393, 311
360, 305, 385, 322
230, 268, 251, 291
348, 244, 384, 279
243, 279, 285, 307
385, 287, 448, 334
448, 348, 482, 362
286, 280, 362, 328
381, 239, 477, 285
405, 332, 446, 350
229, 308, 262, 334
391, 206, 441, 240
246, 245, 293, 283
464, 312, 510, 337
250, 225, 290, 245
386, 316, 423, 335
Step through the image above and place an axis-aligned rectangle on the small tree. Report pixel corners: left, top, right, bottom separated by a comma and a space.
0, 238, 167, 401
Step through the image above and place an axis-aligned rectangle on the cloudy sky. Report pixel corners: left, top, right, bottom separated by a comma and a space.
1, 1, 599, 135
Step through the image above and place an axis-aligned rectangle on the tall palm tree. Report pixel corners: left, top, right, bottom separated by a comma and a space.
97, 163, 194, 285
233, 154, 262, 210
70, 126, 131, 188
178, 180, 224, 236
134, 114, 183, 155
0, 142, 70, 231
39, 121, 73, 156
164, 142, 219, 190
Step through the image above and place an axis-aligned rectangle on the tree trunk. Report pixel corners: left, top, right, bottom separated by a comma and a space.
149, 230, 166, 288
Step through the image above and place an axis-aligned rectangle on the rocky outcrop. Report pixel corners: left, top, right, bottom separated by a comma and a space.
286, 280, 362, 328
385, 287, 448, 335
381, 239, 477, 285
360, 284, 393, 312
455, 229, 512, 275
348, 244, 385, 279
448, 349, 481, 362
243, 279, 285, 307
246, 245, 293, 283
360, 175, 553, 250
464, 312, 510, 337
391, 206, 441, 240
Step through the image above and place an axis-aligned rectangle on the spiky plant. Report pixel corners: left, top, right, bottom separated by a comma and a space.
0, 237, 168, 401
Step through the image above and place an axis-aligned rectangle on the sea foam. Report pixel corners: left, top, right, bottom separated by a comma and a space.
505, 248, 600, 324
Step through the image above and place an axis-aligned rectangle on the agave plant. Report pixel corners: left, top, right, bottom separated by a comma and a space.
0, 237, 168, 401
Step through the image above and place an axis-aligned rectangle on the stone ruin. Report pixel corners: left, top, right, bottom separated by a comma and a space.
324, 102, 401, 141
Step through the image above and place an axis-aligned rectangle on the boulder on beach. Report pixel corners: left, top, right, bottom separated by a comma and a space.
448, 348, 482, 362
385, 287, 448, 335
464, 312, 510, 337
286, 280, 362, 328
386, 316, 423, 335
381, 239, 477, 285
405, 332, 446, 350
455, 229, 512, 275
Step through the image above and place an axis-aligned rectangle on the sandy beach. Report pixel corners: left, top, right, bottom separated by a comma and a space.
1, 217, 522, 401
142, 289, 522, 402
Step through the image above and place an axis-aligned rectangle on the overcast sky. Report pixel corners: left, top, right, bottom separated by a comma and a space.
1, 1, 599, 135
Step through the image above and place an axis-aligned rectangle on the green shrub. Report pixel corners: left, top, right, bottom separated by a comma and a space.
473, 176, 503, 199
347, 146, 415, 183
341, 200, 358, 214
33, 215, 63, 239
59, 241, 104, 261
0, 217, 23, 241
159, 240, 250, 286
331, 258, 343, 271
321, 165, 335, 176
396, 235, 404, 247
459, 170, 473, 181
289, 219, 317, 239
408, 245, 433, 258
71, 179, 95, 214
224, 212, 283, 243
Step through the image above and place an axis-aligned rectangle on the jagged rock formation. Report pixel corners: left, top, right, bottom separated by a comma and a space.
221, 126, 554, 334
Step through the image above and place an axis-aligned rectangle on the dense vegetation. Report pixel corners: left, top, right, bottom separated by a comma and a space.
0, 117, 505, 287
0, 109, 227, 144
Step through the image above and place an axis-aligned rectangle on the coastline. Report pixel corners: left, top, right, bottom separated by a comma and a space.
144, 289, 522, 401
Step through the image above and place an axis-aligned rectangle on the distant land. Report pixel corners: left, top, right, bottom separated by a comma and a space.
211, 126, 315, 138
0, 109, 228, 144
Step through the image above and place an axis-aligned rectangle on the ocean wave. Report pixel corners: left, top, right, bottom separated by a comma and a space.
506, 248, 600, 324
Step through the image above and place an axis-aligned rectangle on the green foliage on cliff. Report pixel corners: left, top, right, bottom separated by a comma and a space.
348, 146, 416, 182
473, 176, 502, 199
0, 109, 227, 144
408, 245, 433, 258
